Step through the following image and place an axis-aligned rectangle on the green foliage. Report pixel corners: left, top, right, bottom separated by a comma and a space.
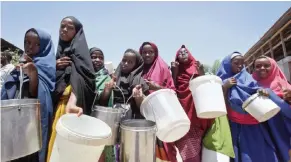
3, 48, 21, 66
203, 59, 221, 75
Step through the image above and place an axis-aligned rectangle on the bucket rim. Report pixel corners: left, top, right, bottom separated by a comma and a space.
93, 106, 125, 114
1, 99, 40, 109
120, 119, 156, 131
189, 75, 222, 90
140, 89, 175, 115
56, 114, 112, 146
242, 93, 260, 109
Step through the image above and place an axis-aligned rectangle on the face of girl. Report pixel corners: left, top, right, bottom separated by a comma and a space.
231, 55, 244, 74
59, 18, 77, 42
141, 44, 155, 65
91, 51, 104, 71
24, 30, 40, 58
254, 57, 271, 79
177, 48, 189, 64
120, 52, 137, 74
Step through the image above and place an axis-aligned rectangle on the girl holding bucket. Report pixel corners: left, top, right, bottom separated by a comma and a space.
168, 45, 214, 162
252, 56, 291, 161
89, 47, 115, 162
139, 42, 175, 162
217, 52, 280, 162
47, 16, 96, 162
99, 48, 149, 118
2, 28, 56, 162
99, 49, 149, 162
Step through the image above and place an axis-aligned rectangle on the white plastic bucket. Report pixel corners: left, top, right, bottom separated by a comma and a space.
202, 146, 230, 162
242, 93, 280, 122
105, 62, 114, 74
189, 75, 227, 118
140, 89, 190, 142
50, 114, 112, 162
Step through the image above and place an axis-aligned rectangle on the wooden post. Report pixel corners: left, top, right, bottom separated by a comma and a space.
280, 32, 287, 57
269, 42, 275, 58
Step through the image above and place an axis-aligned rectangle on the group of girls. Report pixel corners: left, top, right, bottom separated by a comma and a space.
1, 15, 291, 162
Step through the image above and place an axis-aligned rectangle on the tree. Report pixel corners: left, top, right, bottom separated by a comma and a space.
211, 59, 221, 74
3, 48, 21, 66
203, 59, 221, 75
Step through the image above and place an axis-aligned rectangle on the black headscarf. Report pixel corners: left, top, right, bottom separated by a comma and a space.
113, 49, 149, 116
54, 16, 95, 115
89, 47, 105, 71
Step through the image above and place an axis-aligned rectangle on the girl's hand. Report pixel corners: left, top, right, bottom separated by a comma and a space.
132, 85, 143, 98
66, 104, 83, 117
257, 89, 269, 97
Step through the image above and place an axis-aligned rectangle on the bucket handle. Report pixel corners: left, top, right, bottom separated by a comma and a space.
17, 66, 24, 111
242, 91, 268, 110
90, 81, 131, 116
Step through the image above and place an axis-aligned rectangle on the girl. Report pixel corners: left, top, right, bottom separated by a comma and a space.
2, 28, 56, 162
89, 47, 115, 162
99, 49, 149, 162
217, 52, 278, 162
47, 16, 96, 161
170, 45, 213, 162
139, 42, 175, 162
253, 56, 291, 161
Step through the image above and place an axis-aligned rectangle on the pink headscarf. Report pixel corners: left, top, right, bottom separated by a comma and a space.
139, 42, 175, 91
252, 57, 291, 96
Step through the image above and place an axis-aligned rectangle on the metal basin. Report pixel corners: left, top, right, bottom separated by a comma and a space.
1, 99, 41, 161
91, 105, 131, 145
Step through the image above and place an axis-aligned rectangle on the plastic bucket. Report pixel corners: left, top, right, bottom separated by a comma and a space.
120, 119, 156, 162
140, 89, 190, 142
189, 75, 227, 118
202, 147, 230, 162
105, 62, 114, 74
242, 93, 280, 122
50, 114, 112, 162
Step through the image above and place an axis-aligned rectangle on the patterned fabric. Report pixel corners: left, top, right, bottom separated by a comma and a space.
175, 126, 205, 162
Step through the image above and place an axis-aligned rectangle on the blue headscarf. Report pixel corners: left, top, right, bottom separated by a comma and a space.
216, 53, 260, 115
1, 28, 56, 162
29, 28, 56, 162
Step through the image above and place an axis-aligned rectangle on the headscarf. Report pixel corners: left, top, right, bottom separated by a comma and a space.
54, 16, 95, 115
2, 28, 56, 162
89, 47, 106, 71
252, 57, 291, 96
89, 47, 113, 107
216, 53, 260, 124
175, 45, 211, 129
113, 49, 149, 116
139, 42, 175, 91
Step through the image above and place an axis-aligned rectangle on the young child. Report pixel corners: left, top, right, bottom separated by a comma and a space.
2, 28, 56, 162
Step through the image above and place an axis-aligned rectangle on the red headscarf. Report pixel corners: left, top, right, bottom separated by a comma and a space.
252, 57, 291, 97
175, 45, 212, 129
139, 42, 175, 91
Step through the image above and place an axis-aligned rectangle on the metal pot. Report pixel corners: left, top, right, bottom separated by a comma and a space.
91, 104, 131, 145
1, 99, 41, 161
120, 119, 157, 162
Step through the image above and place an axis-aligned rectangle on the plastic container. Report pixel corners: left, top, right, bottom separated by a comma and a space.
189, 75, 227, 118
242, 93, 280, 122
105, 62, 114, 74
140, 89, 190, 142
50, 114, 111, 162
